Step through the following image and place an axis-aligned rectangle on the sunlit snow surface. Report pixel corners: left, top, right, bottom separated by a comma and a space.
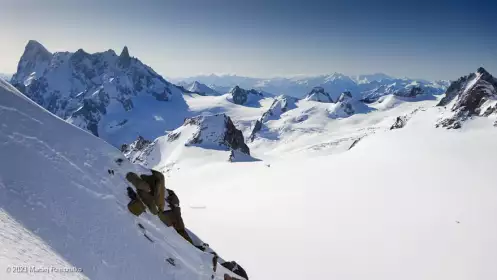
175, 89, 497, 280
0, 79, 241, 280
175, 113, 497, 280
2, 73, 497, 280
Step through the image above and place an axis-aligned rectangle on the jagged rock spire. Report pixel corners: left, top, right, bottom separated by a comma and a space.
305, 86, 334, 103
118, 46, 131, 68
11, 40, 52, 84
120, 46, 130, 58
477, 67, 488, 75
21, 40, 52, 62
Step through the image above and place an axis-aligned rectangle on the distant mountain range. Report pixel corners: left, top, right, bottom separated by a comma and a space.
170, 73, 449, 100
10, 39, 494, 156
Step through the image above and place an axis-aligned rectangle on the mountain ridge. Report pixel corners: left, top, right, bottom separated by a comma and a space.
172, 73, 448, 100
11, 40, 189, 146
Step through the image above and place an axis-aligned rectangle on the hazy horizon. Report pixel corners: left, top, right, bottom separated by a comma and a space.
1, 0, 496, 81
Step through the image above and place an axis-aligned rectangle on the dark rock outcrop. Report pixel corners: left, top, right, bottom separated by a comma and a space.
221, 261, 249, 280
304, 86, 334, 103
230, 86, 263, 105
436, 68, 497, 129
121, 136, 153, 163
224, 116, 250, 155
184, 114, 250, 155
395, 85, 423, 98
118, 46, 131, 68
249, 120, 263, 141
390, 116, 407, 130
390, 108, 420, 130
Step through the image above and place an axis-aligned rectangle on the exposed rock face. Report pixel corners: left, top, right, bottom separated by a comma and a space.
249, 95, 298, 141
184, 114, 250, 155
229, 86, 263, 105
436, 68, 497, 129
335, 91, 355, 115
328, 91, 357, 118
221, 261, 249, 280
120, 136, 153, 163
261, 95, 298, 121
223, 116, 251, 155
390, 108, 420, 130
118, 46, 132, 68
11, 41, 183, 138
249, 120, 263, 141
304, 86, 334, 103
390, 116, 407, 130
401, 86, 423, 98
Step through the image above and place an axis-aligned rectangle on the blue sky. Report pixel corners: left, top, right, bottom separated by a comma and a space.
0, 0, 495, 80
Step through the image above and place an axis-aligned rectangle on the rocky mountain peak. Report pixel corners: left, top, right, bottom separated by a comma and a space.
23, 40, 52, 60
186, 81, 218, 96
436, 68, 497, 129
168, 114, 250, 155
184, 114, 250, 155
120, 46, 130, 58
118, 46, 132, 68
11, 42, 182, 144
305, 86, 334, 103
12, 40, 53, 83
477, 67, 489, 76
120, 135, 154, 163
249, 95, 298, 141
230, 85, 242, 93
229, 86, 263, 105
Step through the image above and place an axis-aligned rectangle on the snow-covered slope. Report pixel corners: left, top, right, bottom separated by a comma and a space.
0, 79, 242, 280
11, 40, 188, 146
122, 114, 253, 170
162, 78, 497, 280
249, 95, 298, 141
328, 91, 373, 118
69, 69, 497, 280
134, 73, 497, 280
187, 81, 219, 96
175, 115, 497, 280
